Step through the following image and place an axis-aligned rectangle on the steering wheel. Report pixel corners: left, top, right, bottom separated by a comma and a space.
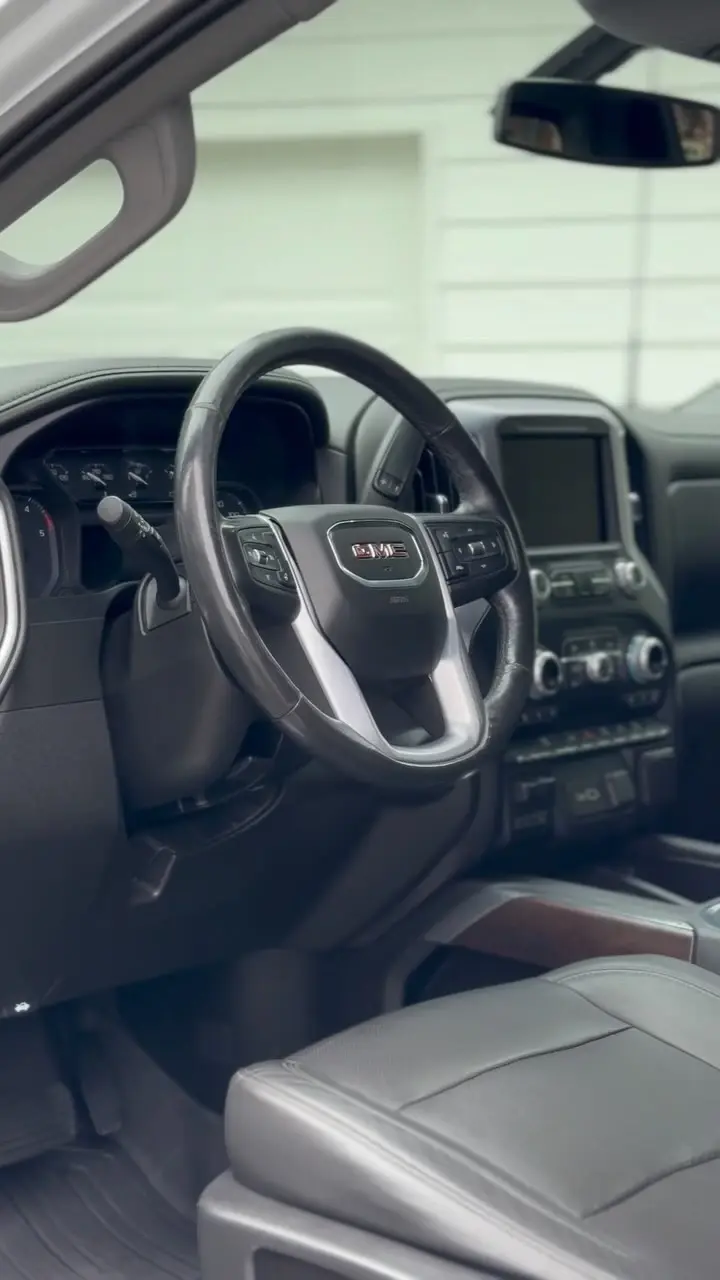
174, 330, 534, 790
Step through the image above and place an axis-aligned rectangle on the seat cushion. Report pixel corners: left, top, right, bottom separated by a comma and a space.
226, 955, 720, 1280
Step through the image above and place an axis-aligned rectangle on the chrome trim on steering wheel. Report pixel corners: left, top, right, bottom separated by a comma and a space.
0, 482, 26, 706
269, 519, 487, 767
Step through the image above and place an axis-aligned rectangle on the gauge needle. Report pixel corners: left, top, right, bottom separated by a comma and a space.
128, 472, 149, 487
81, 470, 107, 488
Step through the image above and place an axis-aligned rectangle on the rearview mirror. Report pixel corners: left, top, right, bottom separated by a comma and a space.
494, 78, 720, 168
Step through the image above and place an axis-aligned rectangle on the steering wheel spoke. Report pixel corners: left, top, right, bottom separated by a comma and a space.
277, 516, 487, 765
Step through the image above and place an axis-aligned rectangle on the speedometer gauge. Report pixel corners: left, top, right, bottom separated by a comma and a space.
13, 495, 59, 597
216, 486, 259, 518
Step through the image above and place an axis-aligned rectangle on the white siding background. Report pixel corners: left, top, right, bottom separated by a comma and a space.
1, 0, 720, 407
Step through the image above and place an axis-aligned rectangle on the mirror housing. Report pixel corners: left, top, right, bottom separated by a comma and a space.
494, 78, 720, 168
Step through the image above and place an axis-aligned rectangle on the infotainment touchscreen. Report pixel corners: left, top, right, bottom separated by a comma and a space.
499, 433, 606, 547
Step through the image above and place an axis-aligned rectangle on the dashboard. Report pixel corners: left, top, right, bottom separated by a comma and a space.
0, 353, 705, 1020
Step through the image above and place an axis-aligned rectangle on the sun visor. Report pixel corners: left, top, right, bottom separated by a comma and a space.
580, 0, 720, 59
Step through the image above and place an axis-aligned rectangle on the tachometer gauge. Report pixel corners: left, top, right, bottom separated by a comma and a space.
216, 486, 259, 518
13, 495, 59, 597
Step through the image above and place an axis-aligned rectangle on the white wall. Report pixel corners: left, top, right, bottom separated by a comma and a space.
2, 0, 720, 408
189, 0, 720, 407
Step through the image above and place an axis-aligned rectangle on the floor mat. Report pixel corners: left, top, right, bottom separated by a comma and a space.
0, 1140, 200, 1279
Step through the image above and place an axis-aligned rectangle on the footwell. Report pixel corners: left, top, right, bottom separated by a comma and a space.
0, 1139, 199, 1279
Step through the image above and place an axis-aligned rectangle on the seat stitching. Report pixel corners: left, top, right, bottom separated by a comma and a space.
398, 1024, 628, 1108
279, 1061, 586, 1227
247, 1060, 633, 1275
546, 978, 720, 1075
547, 965, 720, 1006
586, 1149, 720, 1219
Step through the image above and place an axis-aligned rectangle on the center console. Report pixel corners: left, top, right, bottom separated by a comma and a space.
449, 397, 677, 850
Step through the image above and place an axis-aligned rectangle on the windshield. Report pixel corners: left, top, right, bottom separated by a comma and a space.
0, 0, 716, 412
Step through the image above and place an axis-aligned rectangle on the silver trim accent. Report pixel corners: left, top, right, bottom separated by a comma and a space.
614, 557, 646, 597
530, 567, 551, 605
0, 482, 26, 705
627, 633, 669, 684
326, 519, 427, 588
530, 648, 562, 700
269, 518, 486, 767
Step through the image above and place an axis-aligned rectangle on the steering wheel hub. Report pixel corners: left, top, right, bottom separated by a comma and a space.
270, 506, 447, 683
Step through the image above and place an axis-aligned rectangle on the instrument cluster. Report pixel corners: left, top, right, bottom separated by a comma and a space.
4, 388, 320, 599
43, 447, 260, 518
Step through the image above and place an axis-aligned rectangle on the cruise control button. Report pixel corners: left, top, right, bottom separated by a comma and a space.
244, 545, 280, 569
483, 535, 502, 557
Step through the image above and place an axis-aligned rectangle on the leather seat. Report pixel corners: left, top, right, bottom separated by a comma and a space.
225, 955, 720, 1280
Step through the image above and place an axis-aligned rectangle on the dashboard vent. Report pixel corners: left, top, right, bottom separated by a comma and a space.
413, 448, 459, 514
624, 432, 651, 562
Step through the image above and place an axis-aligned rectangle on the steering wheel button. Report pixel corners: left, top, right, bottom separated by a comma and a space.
244, 544, 280, 569
239, 528, 276, 546
250, 565, 282, 589
442, 553, 468, 580
430, 528, 454, 553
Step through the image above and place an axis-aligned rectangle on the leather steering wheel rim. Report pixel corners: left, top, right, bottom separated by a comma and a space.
174, 328, 534, 790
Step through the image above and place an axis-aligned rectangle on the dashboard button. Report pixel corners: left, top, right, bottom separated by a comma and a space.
590, 571, 613, 596
512, 808, 552, 837
605, 769, 636, 807
550, 575, 576, 599
565, 777, 612, 818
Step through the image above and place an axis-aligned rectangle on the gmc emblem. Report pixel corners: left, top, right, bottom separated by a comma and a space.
351, 541, 410, 560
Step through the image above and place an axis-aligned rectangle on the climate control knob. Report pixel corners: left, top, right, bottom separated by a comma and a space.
585, 650, 614, 684
626, 634, 669, 684
530, 649, 563, 699
614, 558, 646, 597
